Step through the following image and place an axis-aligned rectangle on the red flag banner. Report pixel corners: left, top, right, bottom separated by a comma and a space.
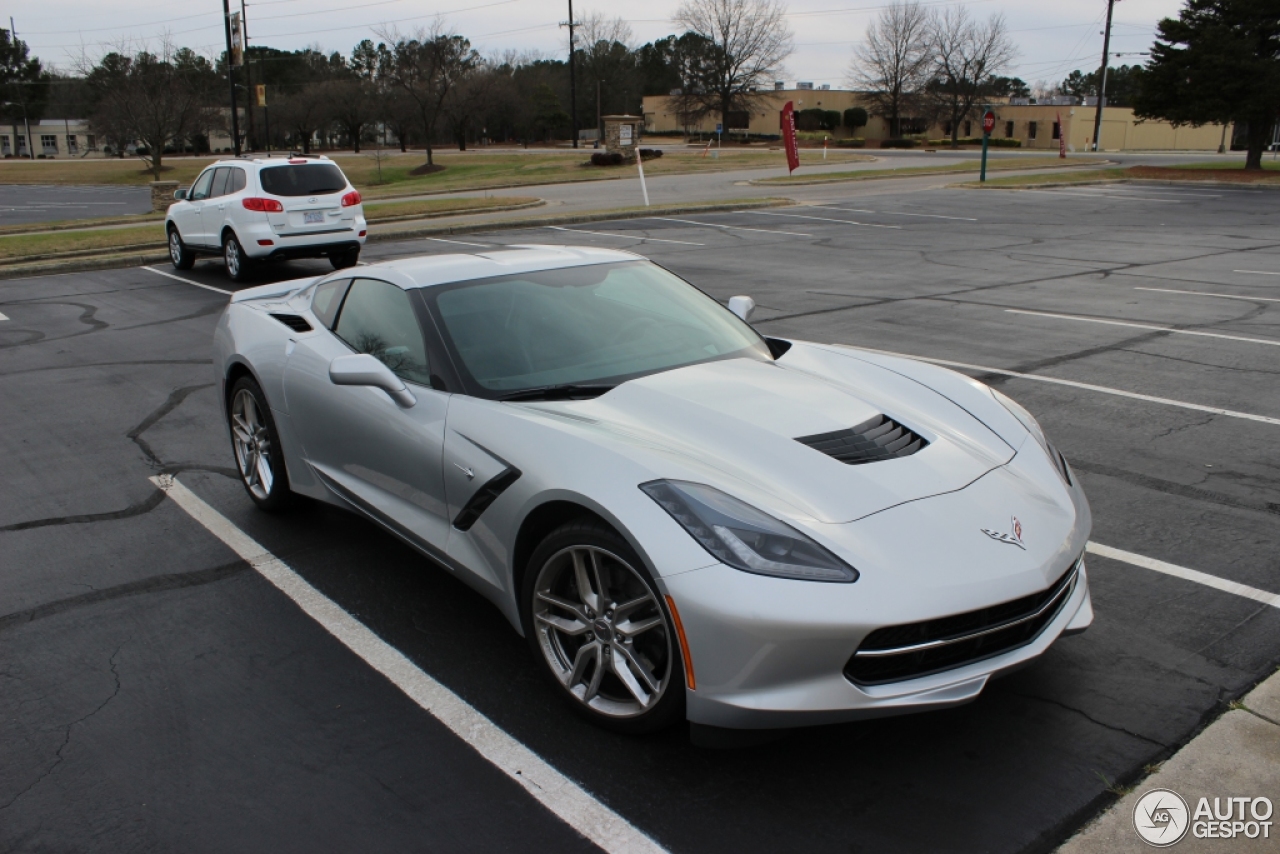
781, 101, 800, 173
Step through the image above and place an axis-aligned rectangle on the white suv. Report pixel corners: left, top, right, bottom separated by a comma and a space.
166, 154, 367, 281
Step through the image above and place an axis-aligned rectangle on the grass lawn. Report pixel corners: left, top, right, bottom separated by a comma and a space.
1166, 160, 1280, 171
0, 224, 164, 260
960, 163, 1280, 188
754, 155, 1090, 185
0, 149, 872, 198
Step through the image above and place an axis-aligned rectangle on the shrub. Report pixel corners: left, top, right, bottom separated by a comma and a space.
834, 138, 865, 148
638, 148, 663, 160
878, 138, 918, 149
925, 136, 1022, 148
843, 107, 868, 131
589, 151, 624, 166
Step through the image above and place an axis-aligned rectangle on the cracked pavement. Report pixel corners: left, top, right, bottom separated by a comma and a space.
1, 180, 1278, 853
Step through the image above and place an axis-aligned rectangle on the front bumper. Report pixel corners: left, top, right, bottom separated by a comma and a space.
659, 450, 1093, 729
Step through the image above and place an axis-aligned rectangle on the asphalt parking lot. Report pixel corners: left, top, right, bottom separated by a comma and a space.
2, 181, 1278, 852
0, 183, 153, 225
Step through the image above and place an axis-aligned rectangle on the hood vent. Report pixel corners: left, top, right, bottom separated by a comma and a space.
270, 313, 313, 332
796, 414, 927, 465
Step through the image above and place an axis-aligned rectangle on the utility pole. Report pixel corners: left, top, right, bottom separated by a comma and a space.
1090, 0, 1116, 153
9, 18, 33, 159
241, 0, 256, 150
222, 0, 242, 156
566, 0, 578, 148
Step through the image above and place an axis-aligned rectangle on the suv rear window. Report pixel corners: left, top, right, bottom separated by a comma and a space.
259, 164, 347, 197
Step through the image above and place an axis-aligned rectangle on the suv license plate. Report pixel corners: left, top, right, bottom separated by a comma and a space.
304, 211, 324, 224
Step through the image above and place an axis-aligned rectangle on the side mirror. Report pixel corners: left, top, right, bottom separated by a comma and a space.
329, 353, 416, 408
173, 188, 188, 200
728, 295, 756, 322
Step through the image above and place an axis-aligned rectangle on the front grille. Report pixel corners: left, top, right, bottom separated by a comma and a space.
796, 415, 927, 465
844, 558, 1080, 686
269, 313, 313, 332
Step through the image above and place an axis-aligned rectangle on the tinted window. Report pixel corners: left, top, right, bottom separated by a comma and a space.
228, 167, 247, 194
310, 278, 350, 329
189, 169, 215, 201
259, 164, 347, 197
209, 168, 230, 198
432, 261, 770, 394
334, 279, 430, 386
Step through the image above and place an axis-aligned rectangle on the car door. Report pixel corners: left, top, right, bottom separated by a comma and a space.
203, 167, 232, 245
173, 168, 215, 247
282, 277, 453, 557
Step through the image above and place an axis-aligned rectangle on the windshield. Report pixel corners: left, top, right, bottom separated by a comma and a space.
430, 261, 771, 397
259, 164, 347, 197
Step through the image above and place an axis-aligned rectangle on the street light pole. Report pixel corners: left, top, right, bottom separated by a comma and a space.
566, 0, 578, 149
222, 0, 242, 156
1090, 0, 1116, 153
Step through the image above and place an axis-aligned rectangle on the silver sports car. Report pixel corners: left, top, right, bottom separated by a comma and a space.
214, 246, 1092, 734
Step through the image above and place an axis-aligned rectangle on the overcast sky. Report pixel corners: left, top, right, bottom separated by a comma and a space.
20, 0, 1183, 88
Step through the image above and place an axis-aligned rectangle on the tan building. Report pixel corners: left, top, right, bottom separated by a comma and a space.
642, 90, 1232, 152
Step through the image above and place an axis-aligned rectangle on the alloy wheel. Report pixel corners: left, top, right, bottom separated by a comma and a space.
230, 388, 274, 500
169, 232, 182, 265
532, 545, 672, 718
225, 238, 241, 278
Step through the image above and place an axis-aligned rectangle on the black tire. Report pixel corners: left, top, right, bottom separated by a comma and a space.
520, 518, 686, 734
330, 247, 360, 270
168, 226, 195, 270
223, 232, 255, 282
227, 376, 293, 512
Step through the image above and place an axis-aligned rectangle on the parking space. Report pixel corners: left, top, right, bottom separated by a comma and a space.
2, 183, 1278, 852
0, 184, 153, 225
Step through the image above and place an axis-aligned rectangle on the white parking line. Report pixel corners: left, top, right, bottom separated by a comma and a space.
142, 266, 233, 295
546, 226, 705, 246
1011, 189, 1180, 203
0, 311, 7, 321
426, 237, 493, 248
1235, 270, 1280, 276
822, 206, 978, 222
1066, 187, 1220, 199
852, 346, 1280, 427
152, 475, 666, 854
650, 216, 812, 237
1087, 542, 1280, 609
745, 210, 902, 229
1135, 286, 1280, 303
1006, 308, 1280, 348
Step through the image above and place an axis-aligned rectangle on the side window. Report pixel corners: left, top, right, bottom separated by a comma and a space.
227, 167, 247, 194
333, 279, 431, 386
189, 169, 216, 201
310, 278, 351, 329
209, 168, 231, 198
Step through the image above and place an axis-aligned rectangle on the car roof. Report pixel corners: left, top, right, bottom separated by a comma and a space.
372, 245, 644, 289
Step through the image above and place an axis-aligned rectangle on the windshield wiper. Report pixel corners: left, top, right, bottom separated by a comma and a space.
496, 383, 616, 402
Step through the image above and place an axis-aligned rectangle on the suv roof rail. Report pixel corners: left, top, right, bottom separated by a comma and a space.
234, 152, 331, 161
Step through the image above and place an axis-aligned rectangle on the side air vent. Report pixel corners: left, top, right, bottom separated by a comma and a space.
270, 313, 313, 333
796, 415, 927, 465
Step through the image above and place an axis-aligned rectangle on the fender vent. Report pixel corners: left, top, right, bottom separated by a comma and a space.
270, 313, 313, 332
796, 415, 927, 465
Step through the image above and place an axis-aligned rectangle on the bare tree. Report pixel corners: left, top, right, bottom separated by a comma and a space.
442, 59, 501, 150
377, 24, 479, 167
850, 0, 932, 139
83, 40, 219, 177
673, 0, 793, 127
926, 7, 1015, 147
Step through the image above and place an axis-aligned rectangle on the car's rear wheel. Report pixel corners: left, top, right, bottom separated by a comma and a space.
168, 227, 195, 270
522, 519, 685, 733
223, 232, 254, 282
228, 376, 292, 511
330, 248, 360, 270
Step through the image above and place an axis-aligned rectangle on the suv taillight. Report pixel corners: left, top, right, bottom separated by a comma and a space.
242, 197, 284, 212
341, 190, 362, 207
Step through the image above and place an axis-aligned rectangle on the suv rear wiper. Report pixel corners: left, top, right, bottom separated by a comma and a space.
496, 383, 616, 401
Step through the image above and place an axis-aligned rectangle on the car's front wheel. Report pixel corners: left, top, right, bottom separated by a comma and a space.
168, 227, 195, 270
330, 247, 360, 270
228, 376, 292, 511
522, 519, 685, 733
223, 232, 254, 282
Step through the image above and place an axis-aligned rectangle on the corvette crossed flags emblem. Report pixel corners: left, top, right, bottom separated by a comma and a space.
982, 516, 1026, 550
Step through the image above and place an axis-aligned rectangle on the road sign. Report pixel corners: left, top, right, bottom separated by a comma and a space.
982, 111, 996, 135
715, 123, 723, 134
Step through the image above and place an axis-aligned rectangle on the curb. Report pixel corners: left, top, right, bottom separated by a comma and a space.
954, 177, 1280, 192
0, 198, 793, 280
746, 160, 1105, 187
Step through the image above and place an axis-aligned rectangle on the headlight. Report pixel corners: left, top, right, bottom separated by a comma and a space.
991, 388, 1073, 486
640, 480, 858, 583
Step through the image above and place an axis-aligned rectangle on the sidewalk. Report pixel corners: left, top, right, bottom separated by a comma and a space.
1057, 668, 1280, 853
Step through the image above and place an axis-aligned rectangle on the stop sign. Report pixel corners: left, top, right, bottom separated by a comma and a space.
982, 111, 996, 135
